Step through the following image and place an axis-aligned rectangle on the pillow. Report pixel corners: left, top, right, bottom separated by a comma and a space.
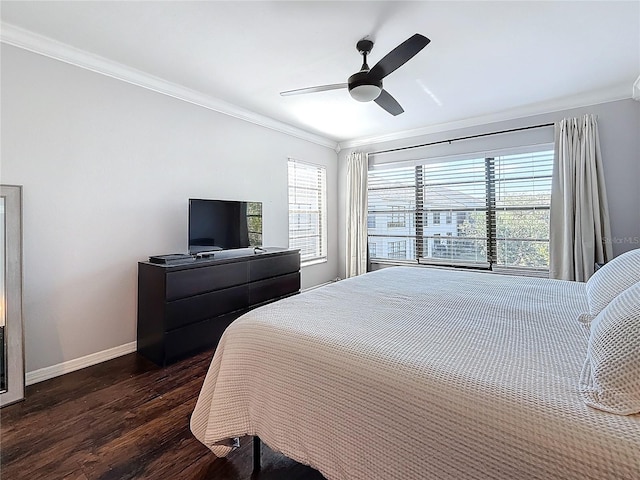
579, 281, 640, 415
582, 248, 640, 321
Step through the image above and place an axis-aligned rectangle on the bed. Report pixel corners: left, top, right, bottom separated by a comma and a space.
190, 265, 640, 479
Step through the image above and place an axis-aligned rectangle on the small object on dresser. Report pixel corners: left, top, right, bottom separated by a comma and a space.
149, 254, 195, 265
195, 251, 218, 259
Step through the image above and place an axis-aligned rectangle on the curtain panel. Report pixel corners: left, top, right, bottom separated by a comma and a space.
346, 151, 368, 277
549, 114, 612, 281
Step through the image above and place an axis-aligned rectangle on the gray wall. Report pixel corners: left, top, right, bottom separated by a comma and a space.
338, 99, 640, 279
1, 45, 339, 373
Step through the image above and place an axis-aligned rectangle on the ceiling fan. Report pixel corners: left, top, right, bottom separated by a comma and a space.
280, 33, 430, 116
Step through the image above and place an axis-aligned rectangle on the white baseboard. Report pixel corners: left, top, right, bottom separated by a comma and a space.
25, 341, 137, 386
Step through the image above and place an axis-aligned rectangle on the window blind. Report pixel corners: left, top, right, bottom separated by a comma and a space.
288, 159, 327, 264
493, 150, 553, 269
367, 148, 553, 272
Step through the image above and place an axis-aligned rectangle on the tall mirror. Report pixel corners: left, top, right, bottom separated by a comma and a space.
0, 185, 24, 407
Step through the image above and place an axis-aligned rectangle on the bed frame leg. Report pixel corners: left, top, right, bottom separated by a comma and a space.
253, 435, 261, 472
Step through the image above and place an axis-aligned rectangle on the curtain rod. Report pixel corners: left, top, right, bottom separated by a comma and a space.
368, 122, 555, 156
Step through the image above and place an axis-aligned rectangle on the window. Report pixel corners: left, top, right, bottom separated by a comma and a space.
388, 240, 407, 259
493, 151, 553, 269
367, 148, 553, 272
246, 202, 263, 247
387, 206, 406, 228
288, 159, 327, 265
367, 215, 376, 228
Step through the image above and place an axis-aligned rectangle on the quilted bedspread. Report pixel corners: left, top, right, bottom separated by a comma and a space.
190, 267, 640, 479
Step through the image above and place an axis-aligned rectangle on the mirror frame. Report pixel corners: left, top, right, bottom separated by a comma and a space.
0, 185, 24, 407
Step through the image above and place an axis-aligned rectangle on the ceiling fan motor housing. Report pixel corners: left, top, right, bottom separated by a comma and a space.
356, 39, 374, 55
348, 71, 382, 102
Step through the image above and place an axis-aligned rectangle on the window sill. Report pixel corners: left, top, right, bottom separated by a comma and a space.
491, 266, 550, 278
369, 260, 549, 278
372, 258, 490, 271
301, 257, 327, 268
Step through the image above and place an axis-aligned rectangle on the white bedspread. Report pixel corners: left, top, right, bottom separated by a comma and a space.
190, 267, 640, 479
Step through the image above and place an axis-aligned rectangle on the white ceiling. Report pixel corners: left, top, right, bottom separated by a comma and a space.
1, 1, 639, 146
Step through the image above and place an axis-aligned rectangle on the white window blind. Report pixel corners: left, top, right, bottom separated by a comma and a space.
288, 159, 327, 265
494, 150, 553, 270
367, 148, 553, 272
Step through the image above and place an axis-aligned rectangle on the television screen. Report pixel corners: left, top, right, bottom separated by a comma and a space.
189, 199, 262, 253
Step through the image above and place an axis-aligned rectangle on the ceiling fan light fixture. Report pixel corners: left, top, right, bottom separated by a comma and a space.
349, 84, 382, 102
348, 71, 383, 102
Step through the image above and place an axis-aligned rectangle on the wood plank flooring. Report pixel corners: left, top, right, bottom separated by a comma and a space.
0, 349, 326, 480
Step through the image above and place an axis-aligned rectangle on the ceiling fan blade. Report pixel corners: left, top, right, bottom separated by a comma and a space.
280, 83, 348, 96
368, 34, 430, 80
374, 89, 404, 116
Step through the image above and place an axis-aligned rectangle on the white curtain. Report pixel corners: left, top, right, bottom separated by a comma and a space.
549, 114, 612, 281
346, 151, 368, 277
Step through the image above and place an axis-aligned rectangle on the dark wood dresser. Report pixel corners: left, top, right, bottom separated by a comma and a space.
137, 247, 300, 365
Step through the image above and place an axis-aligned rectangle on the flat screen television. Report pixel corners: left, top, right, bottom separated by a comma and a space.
189, 199, 262, 254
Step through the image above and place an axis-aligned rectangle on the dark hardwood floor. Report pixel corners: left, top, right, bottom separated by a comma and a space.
0, 349, 326, 480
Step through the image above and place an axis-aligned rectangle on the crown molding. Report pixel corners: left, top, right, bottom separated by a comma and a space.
339, 84, 633, 150
633, 75, 640, 101
0, 22, 338, 150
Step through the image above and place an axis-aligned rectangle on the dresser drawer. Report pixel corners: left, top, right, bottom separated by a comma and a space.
163, 312, 239, 363
250, 252, 300, 282
165, 284, 248, 331
249, 271, 300, 305
166, 261, 248, 300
